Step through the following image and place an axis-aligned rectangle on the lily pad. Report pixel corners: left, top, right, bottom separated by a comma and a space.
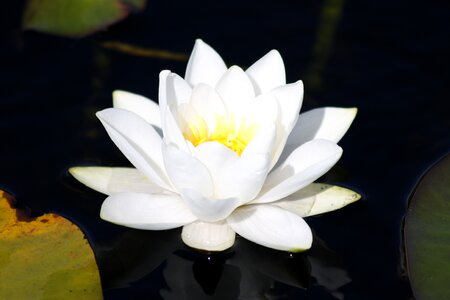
22, 0, 147, 37
404, 153, 450, 300
0, 191, 102, 299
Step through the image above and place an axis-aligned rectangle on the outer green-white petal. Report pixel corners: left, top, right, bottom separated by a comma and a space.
272, 183, 361, 217
253, 139, 342, 204
100, 192, 197, 230
182, 220, 236, 251
112, 90, 161, 128
288, 107, 357, 146
96, 108, 172, 190
69, 166, 164, 195
185, 39, 227, 87
180, 188, 242, 222
227, 205, 312, 252
246, 49, 286, 95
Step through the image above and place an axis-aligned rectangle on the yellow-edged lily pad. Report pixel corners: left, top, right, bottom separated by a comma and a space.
0, 191, 102, 299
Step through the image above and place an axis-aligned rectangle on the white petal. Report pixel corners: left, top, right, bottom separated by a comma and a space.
69, 166, 164, 195
272, 183, 361, 217
192, 142, 270, 202
218, 153, 270, 202
185, 39, 227, 87
166, 73, 192, 106
162, 144, 213, 197
227, 205, 312, 252
112, 90, 162, 128
158, 70, 171, 134
246, 49, 286, 95
271, 80, 304, 133
241, 123, 276, 158
244, 93, 279, 129
100, 192, 197, 230
216, 66, 255, 115
181, 220, 235, 251
158, 70, 170, 110
268, 81, 304, 168
288, 107, 357, 146
189, 83, 227, 131
253, 140, 342, 204
163, 107, 189, 152
96, 108, 172, 190
193, 141, 239, 187
180, 188, 242, 222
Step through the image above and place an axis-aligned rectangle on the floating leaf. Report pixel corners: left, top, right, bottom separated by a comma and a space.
404, 153, 450, 300
0, 191, 102, 299
22, 0, 147, 37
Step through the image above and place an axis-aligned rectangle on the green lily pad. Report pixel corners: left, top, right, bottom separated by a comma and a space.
22, 0, 147, 37
404, 153, 450, 300
0, 191, 102, 299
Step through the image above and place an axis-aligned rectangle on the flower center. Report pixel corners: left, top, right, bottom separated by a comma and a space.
183, 115, 257, 156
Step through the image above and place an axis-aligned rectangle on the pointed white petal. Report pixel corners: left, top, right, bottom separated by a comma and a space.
271, 80, 304, 133
112, 90, 162, 128
100, 192, 197, 230
272, 183, 361, 217
241, 123, 276, 158
166, 73, 192, 106
216, 66, 255, 115
189, 83, 227, 131
185, 39, 227, 87
163, 107, 189, 152
253, 140, 342, 204
158, 70, 171, 135
96, 108, 172, 190
288, 107, 357, 146
162, 144, 213, 197
193, 141, 270, 202
245, 93, 279, 129
268, 81, 304, 168
218, 153, 270, 202
181, 220, 235, 251
227, 205, 312, 252
69, 166, 164, 195
180, 188, 242, 222
246, 49, 286, 95
158, 70, 171, 110
193, 141, 239, 187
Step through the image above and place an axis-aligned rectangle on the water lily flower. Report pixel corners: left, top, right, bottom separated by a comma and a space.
70, 39, 360, 252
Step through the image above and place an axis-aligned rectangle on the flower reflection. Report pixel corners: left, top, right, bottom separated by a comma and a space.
95, 230, 350, 299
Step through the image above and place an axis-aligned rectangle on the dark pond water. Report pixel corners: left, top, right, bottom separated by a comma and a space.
1, 0, 450, 299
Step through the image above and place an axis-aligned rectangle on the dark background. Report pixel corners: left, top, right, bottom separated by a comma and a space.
1, 0, 449, 299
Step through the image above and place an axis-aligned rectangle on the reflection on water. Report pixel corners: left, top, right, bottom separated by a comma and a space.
94, 223, 350, 299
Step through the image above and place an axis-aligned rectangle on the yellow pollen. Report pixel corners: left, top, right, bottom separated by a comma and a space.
183, 115, 257, 156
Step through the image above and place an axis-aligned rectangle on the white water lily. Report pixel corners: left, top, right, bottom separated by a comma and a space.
70, 39, 360, 252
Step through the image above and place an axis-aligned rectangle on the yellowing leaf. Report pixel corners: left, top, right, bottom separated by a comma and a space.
22, 0, 147, 37
0, 191, 102, 299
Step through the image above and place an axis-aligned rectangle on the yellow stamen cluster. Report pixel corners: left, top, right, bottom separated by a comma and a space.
184, 115, 257, 156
